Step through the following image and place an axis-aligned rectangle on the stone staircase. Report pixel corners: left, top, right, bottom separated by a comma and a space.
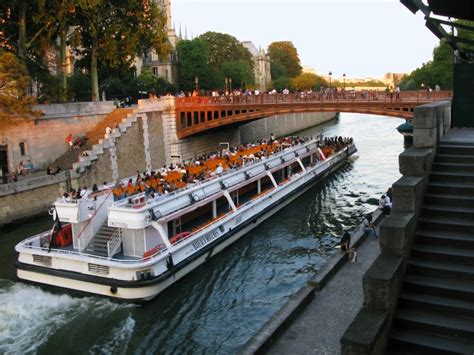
85, 222, 117, 257
387, 140, 474, 353
82, 108, 134, 150
52, 108, 135, 171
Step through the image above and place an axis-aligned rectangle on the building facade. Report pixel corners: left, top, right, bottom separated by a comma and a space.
242, 41, 272, 90
139, 0, 180, 85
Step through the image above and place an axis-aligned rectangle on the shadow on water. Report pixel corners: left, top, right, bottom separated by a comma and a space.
0, 113, 405, 354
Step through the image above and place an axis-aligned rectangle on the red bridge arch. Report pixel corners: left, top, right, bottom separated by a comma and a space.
175, 91, 452, 138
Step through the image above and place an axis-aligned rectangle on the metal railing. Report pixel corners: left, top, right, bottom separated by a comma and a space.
107, 228, 122, 258
176, 90, 453, 107
77, 192, 113, 252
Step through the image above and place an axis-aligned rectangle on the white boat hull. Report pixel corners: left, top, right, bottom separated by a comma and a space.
16, 144, 356, 301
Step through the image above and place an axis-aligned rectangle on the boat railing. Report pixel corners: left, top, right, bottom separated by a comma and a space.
107, 228, 122, 258
17, 233, 168, 265
111, 139, 317, 211
77, 191, 113, 252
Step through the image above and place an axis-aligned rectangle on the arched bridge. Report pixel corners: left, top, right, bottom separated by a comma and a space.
175, 91, 452, 138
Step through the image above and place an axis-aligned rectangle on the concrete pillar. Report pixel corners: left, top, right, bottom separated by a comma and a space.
140, 115, 152, 172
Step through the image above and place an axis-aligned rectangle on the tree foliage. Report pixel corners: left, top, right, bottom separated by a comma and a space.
198, 32, 253, 67
267, 41, 302, 79
177, 39, 212, 91
399, 39, 453, 90
74, 0, 171, 101
0, 51, 36, 119
177, 33, 255, 91
291, 73, 327, 91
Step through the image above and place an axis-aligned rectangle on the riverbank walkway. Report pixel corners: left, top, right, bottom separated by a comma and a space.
268, 230, 381, 354
239, 212, 383, 354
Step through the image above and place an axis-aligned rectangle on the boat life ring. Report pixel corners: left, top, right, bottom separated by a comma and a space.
169, 231, 191, 245
143, 244, 166, 258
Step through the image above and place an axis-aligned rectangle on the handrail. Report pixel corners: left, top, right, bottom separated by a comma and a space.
107, 228, 122, 258
76, 191, 112, 240
175, 90, 453, 107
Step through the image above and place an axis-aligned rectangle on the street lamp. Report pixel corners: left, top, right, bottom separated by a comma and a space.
225, 78, 229, 93
194, 76, 199, 91
229, 78, 232, 93
328, 71, 332, 90
343, 73, 346, 90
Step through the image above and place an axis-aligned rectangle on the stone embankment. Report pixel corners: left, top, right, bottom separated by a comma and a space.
0, 98, 336, 226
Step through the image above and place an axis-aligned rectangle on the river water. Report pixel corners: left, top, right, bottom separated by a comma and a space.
0, 113, 405, 354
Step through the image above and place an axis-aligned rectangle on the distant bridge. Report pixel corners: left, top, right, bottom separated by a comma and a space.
175, 91, 452, 138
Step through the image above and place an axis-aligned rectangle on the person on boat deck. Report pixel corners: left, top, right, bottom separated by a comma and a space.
80, 186, 89, 199
341, 231, 357, 262
214, 163, 224, 175
363, 214, 378, 238
378, 194, 392, 216
62, 192, 72, 202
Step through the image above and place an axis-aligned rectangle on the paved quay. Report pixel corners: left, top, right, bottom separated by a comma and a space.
267, 235, 381, 355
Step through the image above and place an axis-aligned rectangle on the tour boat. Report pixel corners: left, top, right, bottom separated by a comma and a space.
15, 138, 357, 301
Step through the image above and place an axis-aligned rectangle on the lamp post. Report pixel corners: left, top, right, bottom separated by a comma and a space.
343, 73, 346, 90
328, 71, 332, 90
194, 76, 199, 92
225, 78, 229, 93
229, 78, 232, 93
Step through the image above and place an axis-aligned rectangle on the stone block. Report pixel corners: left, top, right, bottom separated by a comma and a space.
340, 308, 389, 355
363, 254, 404, 311
392, 176, 424, 213
413, 127, 436, 148
379, 211, 417, 257
413, 104, 436, 129
399, 147, 433, 177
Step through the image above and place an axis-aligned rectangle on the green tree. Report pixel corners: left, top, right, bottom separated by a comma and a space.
267, 41, 302, 79
399, 39, 453, 90
272, 77, 292, 91
0, 51, 36, 119
176, 39, 212, 91
220, 60, 254, 90
198, 31, 253, 67
74, 0, 171, 101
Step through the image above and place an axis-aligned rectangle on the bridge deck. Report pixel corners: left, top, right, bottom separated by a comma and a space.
175, 91, 452, 138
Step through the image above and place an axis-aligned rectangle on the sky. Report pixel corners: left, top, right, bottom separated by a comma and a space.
172, 0, 440, 79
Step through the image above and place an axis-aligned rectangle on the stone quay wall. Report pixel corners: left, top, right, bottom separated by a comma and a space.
0, 101, 115, 173
1, 98, 336, 225
340, 101, 452, 355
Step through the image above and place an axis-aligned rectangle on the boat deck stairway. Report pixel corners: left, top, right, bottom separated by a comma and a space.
386, 140, 474, 353
85, 222, 119, 258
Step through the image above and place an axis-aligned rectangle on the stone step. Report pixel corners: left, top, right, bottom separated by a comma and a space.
399, 291, 474, 318
435, 154, 474, 165
438, 144, 474, 156
411, 243, 474, 265
429, 171, 474, 184
407, 258, 474, 282
393, 308, 474, 340
424, 193, 474, 208
419, 216, 474, 234
421, 204, 474, 220
389, 328, 474, 354
427, 181, 474, 196
415, 229, 474, 249
404, 274, 474, 301
432, 162, 474, 173
440, 140, 474, 147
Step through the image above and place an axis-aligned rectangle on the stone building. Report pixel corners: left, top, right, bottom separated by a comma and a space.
138, 0, 180, 84
242, 41, 272, 90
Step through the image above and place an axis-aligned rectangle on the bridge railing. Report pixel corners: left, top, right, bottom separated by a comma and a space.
175, 90, 452, 107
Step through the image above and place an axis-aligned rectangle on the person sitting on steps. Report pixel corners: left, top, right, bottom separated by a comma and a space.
363, 214, 378, 239
341, 231, 357, 262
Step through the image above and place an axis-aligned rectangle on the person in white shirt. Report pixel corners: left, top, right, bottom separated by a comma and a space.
378, 194, 392, 215
215, 163, 224, 175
